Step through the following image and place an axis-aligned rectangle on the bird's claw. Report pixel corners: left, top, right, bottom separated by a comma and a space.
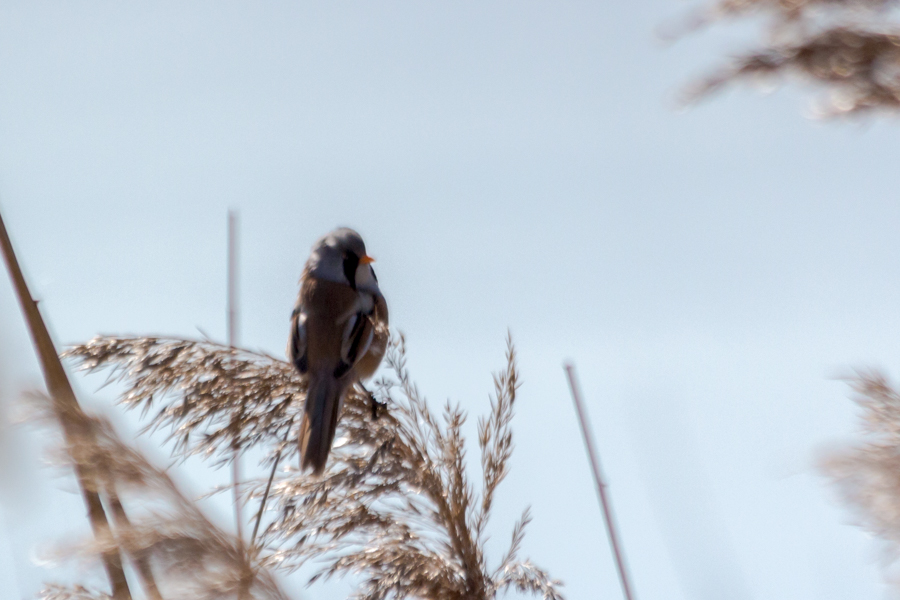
368, 391, 387, 420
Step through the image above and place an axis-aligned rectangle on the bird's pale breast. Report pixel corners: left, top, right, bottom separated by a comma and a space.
354, 293, 389, 380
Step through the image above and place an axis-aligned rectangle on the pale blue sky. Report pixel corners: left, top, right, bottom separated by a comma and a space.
0, 1, 897, 599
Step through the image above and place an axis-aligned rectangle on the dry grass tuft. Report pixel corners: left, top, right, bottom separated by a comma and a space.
63, 332, 563, 600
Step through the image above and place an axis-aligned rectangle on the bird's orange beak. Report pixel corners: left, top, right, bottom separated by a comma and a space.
360, 255, 376, 264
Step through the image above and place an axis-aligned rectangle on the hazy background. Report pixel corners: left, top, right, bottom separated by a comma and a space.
0, 1, 897, 599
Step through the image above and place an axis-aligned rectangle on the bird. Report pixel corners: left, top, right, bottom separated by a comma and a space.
287, 227, 389, 475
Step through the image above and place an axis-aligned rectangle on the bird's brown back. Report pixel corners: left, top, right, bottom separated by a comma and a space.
299, 276, 361, 375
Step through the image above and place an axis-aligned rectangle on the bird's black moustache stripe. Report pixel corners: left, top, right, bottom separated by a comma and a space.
342, 251, 360, 290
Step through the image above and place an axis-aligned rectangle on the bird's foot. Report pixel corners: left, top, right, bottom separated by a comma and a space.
358, 383, 387, 420
368, 391, 387, 420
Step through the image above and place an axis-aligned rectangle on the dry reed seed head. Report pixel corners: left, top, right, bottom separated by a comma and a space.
262, 336, 561, 599
822, 446, 900, 553
675, 0, 900, 114
65, 334, 561, 599
691, 0, 900, 27
821, 371, 900, 573
64, 337, 306, 463
684, 26, 900, 114
842, 370, 900, 441
39, 585, 112, 600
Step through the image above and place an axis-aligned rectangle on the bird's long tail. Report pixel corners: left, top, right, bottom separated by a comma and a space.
298, 374, 345, 475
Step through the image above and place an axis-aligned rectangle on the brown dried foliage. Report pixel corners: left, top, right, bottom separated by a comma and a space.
64, 333, 562, 600
675, 0, 900, 115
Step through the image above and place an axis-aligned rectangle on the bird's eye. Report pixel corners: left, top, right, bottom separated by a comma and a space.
342, 251, 360, 290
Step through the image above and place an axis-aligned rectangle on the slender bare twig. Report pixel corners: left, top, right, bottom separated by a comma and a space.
0, 208, 132, 600
564, 363, 635, 600
250, 428, 291, 549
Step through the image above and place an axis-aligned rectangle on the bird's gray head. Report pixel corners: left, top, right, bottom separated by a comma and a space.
305, 227, 380, 292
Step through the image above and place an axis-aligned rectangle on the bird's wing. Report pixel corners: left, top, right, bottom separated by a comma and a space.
333, 310, 375, 379
288, 308, 308, 375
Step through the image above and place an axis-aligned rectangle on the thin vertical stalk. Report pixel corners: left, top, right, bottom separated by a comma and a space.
228, 210, 243, 545
228, 210, 253, 600
0, 209, 132, 600
564, 363, 636, 600
250, 427, 292, 549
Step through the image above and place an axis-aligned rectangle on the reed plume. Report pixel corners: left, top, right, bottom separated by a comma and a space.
64, 332, 563, 600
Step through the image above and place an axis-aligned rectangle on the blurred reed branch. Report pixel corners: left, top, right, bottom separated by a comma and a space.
820, 371, 900, 565
64, 332, 563, 600
669, 0, 900, 115
0, 210, 133, 599
29, 391, 287, 600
